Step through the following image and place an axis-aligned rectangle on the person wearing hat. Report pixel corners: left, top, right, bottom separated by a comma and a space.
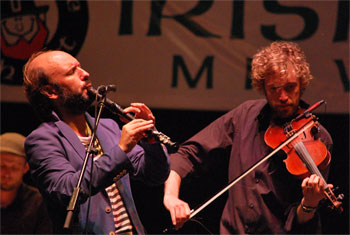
1, 132, 52, 234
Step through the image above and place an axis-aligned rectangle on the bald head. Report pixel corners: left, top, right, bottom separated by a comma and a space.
24, 50, 75, 86
23, 50, 91, 119
23, 50, 83, 120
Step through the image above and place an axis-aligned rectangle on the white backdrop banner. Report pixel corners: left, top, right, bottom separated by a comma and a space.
1, 0, 349, 113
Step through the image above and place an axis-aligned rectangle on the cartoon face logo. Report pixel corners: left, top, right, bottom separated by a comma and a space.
1, 1, 49, 60
1, 0, 88, 85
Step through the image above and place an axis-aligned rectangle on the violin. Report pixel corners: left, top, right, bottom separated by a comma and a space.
264, 103, 343, 212
264, 110, 330, 178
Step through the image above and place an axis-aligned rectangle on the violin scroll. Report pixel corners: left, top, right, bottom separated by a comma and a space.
324, 187, 344, 213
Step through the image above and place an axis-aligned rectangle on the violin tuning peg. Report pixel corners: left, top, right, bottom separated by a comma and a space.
337, 193, 344, 201
310, 126, 322, 141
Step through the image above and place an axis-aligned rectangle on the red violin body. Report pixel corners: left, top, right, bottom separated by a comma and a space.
264, 115, 331, 178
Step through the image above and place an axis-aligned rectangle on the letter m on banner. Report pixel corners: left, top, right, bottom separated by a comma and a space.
172, 55, 213, 88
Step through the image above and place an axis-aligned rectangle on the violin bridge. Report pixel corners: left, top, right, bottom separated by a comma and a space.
283, 122, 294, 137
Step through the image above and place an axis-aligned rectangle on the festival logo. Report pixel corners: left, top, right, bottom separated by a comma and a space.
1, 0, 89, 85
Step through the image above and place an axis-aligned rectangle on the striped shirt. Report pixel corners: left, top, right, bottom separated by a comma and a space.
79, 130, 133, 234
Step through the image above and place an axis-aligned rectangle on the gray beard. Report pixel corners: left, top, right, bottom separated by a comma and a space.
57, 87, 95, 115
63, 93, 94, 115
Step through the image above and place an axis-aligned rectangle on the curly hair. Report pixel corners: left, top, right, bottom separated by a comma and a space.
23, 50, 57, 122
251, 41, 313, 93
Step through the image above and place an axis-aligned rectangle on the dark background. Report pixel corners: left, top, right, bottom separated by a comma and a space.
1, 101, 349, 234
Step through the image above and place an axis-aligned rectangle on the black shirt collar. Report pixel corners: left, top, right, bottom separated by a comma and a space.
257, 100, 309, 131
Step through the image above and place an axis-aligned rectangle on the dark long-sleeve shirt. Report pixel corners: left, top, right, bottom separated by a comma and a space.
171, 99, 333, 234
1, 183, 53, 234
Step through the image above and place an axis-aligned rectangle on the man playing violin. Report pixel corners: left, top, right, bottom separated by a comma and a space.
23, 50, 170, 234
163, 41, 333, 234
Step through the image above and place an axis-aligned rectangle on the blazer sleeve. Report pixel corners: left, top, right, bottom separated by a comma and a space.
92, 117, 170, 186
25, 122, 134, 206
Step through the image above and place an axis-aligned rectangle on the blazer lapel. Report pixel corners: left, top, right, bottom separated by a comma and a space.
85, 113, 113, 153
54, 115, 86, 160
85, 114, 145, 233
117, 177, 146, 234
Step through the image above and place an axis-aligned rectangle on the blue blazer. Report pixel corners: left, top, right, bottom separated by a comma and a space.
25, 112, 170, 234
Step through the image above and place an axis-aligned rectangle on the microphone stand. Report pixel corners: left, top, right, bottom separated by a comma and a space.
63, 94, 107, 231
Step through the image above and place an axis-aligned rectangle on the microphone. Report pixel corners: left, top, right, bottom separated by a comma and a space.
88, 86, 134, 121
96, 85, 117, 96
